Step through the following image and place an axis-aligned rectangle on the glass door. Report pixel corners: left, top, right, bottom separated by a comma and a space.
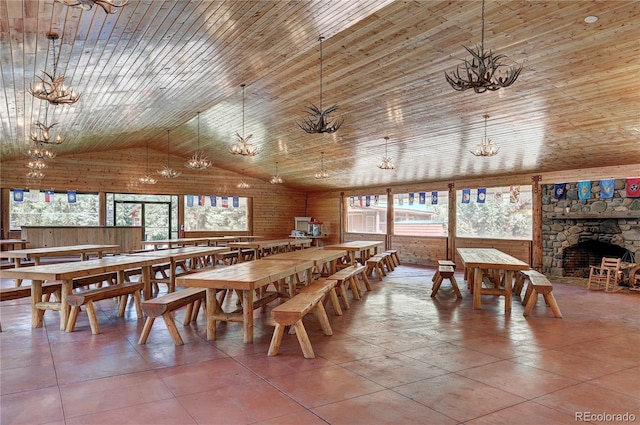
115, 201, 171, 241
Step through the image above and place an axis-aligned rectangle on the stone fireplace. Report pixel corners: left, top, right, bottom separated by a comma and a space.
541, 180, 640, 277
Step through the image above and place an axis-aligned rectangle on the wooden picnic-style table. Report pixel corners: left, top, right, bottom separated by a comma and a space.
141, 237, 212, 250
456, 248, 530, 313
228, 239, 312, 262
177, 259, 315, 343
0, 255, 160, 330
323, 241, 383, 265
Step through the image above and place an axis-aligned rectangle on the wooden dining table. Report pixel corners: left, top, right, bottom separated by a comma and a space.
177, 259, 315, 343
323, 241, 383, 265
260, 248, 347, 296
228, 239, 312, 262
456, 248, 530, 313
0, 255, 160, 330
141, 237, 212, 250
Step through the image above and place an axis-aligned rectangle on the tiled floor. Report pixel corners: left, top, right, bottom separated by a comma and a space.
1, 264, 639, 424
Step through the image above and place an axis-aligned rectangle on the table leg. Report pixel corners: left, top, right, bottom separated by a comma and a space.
141, 265, 152, 300
473, 267, 482, 309
206, 288, 218, 340
170, 260, 177, 292
60, 279, 73, 330
243, 289, 254, 343
14, 258, 23, 287
31, 280, 44, 328
504, 270, 514, 313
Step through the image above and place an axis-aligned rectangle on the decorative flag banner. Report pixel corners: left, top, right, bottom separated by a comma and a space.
365, 195, 371, 207
221, 196, 228, 208
186, 194, 194, 207
600, 179, 615, 199
198, 195, 205, 206
577, 181, 591, 200
374, 195, 379, 206
554, 183, 566, 199
29, 189, 40, 202
232, 196, 239, 208
431, 191, 438, 205
67, 190, 77, 204
398, 193, 403, 205
477, 188, 486, 204
13, 189, 24, 202
349, 196, 355, 207
358, 195, 363, 207
462, 189, 471, 204
45, 190, 54, 202
408, 192, 415, 205
495, 191, 503, 203
210, 196, 217, 207
509, 185, 520, 203
419, 192, 426, 204
626, 177, 640, 197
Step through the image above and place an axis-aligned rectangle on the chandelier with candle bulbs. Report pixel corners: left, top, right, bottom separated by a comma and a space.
270, 162, 284, 184
229, 84, 260, 156
378, 136, 395, 170
445, 0, 522, 93
29, 33, 80, 105
470, 114, 499, 157
56, 0, 129, 14
315, 152, 329, 179
185, 112, 212, 170
157, 130, 181, 178
139, 140, 157, 184
237, 169, 250, 189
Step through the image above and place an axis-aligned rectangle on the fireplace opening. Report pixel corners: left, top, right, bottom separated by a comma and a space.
562, 240, 632, 278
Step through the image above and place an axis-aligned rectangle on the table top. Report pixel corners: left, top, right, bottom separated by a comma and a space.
260, 248, 347, 264
127, 246, 228, 260
457, 248, 529, 270
0, 239, 27, 245
228, 239, 310, 249
142, 237, 212, 247
324, 241, 383, 251
178, 259, 314, 290
0, 255, 160, 281
0, 244, 120, 259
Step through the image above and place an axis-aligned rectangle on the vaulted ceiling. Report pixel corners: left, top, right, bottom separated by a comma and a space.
1, 0, 639, 192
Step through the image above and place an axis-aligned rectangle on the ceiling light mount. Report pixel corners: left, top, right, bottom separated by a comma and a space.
445, 0, 522, 93
229, 84, 260, 156
185, 112, 212, 170
298, 36, 344, 134
470, 114, 499, 157
378, 136, 395, 170
29, 32, 80, 105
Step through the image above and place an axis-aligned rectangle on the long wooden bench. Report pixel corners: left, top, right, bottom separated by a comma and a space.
431, 265, 463, 299
138, 288, 206, 345
268, 292, 332, 359
298, 278, 342, 316
65, 281, 144, 334
522, 272, 563, 318
432, 260, 455, 283
328, 264, 370, 304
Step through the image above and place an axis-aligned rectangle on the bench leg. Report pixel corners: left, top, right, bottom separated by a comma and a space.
349, 276, 361, 300
86, 301, 101, 335
543, 293, 563, 318
184, 302, 195, 325
313, 302, 333, 336
66, 306, 80, 332
523, 292, 538, 316
327, 288, 343, 316
162, 312, 184, 345
431, 275, 443, 297
268, 323, 286, 356
450, 276, 463, 299
133, 290, 142, 319
138, 317, 156, 344
336, 280, 350, 309
522, 281, 533, 306
117, 295, 127, 317
293, 321, 315, 359
360, 272, 372, 291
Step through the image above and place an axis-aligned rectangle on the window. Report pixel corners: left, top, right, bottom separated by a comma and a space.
393, 191, 448, 237
456, 185, 532, 240
184, 196, 248, 231
107, 193, 178, 240
9, 190, 99, 230
346, 194, 387, 234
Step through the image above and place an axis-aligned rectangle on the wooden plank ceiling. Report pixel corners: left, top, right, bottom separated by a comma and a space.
1, 0, 639, 192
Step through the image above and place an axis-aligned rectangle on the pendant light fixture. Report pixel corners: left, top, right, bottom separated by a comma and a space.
157, 130, 181, 178
56, 0, 130, 14
139, 140, 157, 184
237, 169, 250, 189
229, 84, 260, 156
29, 32, 80, 105
378, 136, 395, 170
185, 112, 212, 170
470, 114, 499, 157
298, 36, 344, 134
315, 152, 329, 179
445, 0, 522, 93
270, 162, 284, 184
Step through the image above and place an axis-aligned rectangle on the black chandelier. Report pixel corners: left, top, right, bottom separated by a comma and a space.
445, 0, 522, 93
298, 36, 344, 134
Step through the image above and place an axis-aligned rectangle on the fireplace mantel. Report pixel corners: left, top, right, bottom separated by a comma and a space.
547, 211, 640, 220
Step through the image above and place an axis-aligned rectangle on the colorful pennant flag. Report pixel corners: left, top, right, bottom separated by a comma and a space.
419, 192, 426, 204
408, 192, 415, 205
577, 181, 591, 200
198, 195, 204, 206
365, 195, 371, 207
495, 191, 503, 203
554, 183, 567, 199
477, 188, 486, 204
13, 189, 24, 202
45, 190, 54, 202
510, 186, 520, 203
210, 196, 217, 207
29, 189, 40, 202
232, 196, 239, 208
221, 196, 228, 208
398, 193, 403, 205
626, 177, 640, 197
600, 179, 615, 199
431, 191, 438, 205
186, 194, 194, 207
349, 196, 355, 207
374, 195, 379, 206
358, 195, 363, 207
462, 189, 470, 204
67, 190, 77, 204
